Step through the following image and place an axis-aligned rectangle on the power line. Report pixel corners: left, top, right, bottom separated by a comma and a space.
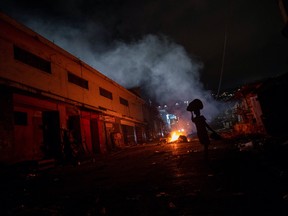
216, 0, 231, 99
216, 25, 228, 98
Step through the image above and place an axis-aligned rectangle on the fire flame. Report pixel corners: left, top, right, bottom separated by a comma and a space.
168, 130, 185, 143
170, 131, 179, 142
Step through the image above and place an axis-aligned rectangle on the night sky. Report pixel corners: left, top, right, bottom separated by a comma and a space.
1, 0, 288, 114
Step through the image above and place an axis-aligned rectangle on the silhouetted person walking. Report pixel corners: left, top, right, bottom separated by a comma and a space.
187, 99, 218, 161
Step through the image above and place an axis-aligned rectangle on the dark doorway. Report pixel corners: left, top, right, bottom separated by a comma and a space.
42, 111, 62, 160
90, 118, 100, 154
122, 125, 135, 145
67, 115, 84, 158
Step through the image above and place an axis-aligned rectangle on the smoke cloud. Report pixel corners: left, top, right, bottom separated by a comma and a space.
25, 19, 224, 123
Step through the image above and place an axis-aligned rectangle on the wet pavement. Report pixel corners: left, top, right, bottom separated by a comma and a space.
1, 138, 288, 215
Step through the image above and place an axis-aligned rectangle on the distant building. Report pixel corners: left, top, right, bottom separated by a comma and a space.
158, 100, 192, 136
219, 73, 288, 138
0, 12, 162, 164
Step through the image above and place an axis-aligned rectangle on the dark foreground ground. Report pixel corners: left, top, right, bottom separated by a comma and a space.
1, 136, 288, 216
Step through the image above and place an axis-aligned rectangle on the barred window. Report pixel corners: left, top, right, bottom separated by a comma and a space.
13, 45, 51, 73
99, 87, 113, 100
67, 72, 89, 89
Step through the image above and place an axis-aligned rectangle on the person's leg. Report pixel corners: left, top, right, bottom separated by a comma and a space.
204, 144, 208, 161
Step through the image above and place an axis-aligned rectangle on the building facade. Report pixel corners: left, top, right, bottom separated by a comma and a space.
0, 12, 153, 164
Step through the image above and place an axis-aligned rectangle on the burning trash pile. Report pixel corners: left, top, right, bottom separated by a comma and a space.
159, 131, 190, 144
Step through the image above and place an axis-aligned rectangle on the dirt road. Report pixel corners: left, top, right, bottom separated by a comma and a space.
1, 140, 287, 215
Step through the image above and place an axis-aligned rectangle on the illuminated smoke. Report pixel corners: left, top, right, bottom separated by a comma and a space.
24, 19, 225, 123
96, 35, 203, 101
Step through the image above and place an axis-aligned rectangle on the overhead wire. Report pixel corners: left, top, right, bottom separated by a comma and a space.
216, 0, 232, 99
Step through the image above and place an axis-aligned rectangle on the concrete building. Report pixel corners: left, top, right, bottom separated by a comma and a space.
0, 12, 154, 164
